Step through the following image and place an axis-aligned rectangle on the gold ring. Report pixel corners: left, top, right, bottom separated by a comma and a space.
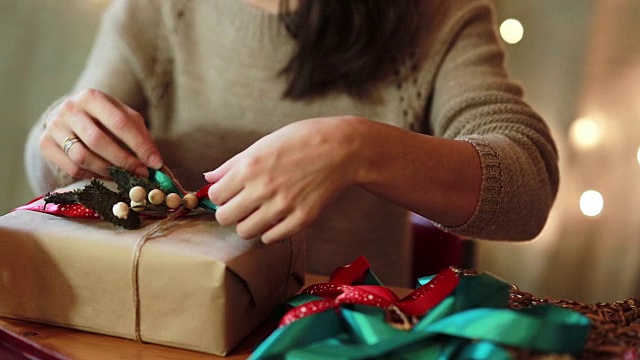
62, 135, 82, 155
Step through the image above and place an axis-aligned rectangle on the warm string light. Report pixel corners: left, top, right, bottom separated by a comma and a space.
570, 125, 640, 218
500, 18, 524, 44
580, 190, 603, 217
568, 116, 607, 217
569, 116, 602, 150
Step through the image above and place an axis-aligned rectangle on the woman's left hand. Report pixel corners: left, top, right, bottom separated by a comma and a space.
204, 116, 364, 243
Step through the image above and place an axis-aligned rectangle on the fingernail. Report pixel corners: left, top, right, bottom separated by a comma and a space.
147, 154, 163, 169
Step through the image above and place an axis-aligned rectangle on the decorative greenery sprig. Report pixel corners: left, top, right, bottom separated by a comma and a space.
79, 178, 141, 229
109, 166, 160, 197
42, 166, 199, 230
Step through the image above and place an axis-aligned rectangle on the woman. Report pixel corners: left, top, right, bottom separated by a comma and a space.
25, 0, 558, 285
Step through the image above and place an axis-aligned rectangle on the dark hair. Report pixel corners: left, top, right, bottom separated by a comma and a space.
279, 0, 419, 100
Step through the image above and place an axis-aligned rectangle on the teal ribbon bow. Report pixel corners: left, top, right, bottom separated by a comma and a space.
250, 261, 590, 360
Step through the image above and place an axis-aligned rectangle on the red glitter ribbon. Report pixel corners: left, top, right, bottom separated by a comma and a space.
279, 256, 460, 327
13, 195, 100, 219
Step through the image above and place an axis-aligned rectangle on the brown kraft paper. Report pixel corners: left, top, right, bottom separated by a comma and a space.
0, 188, 304, 356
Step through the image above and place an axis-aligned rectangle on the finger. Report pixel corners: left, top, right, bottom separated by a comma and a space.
64, 137, 117, 179
260, 211, 309, 244
234, 205, 284, 240
45, 104, 128, 177
69, 111, 149, 177
207, 168, 244, 207
75, 89, 163, 169
214, 189, 260, 226
102, 94, 164, 169
203, 155, 239, 183
40, 134, 103, 179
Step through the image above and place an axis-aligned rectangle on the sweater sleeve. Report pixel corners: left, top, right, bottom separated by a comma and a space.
24, 0, 160, 195
427, 1, 559, 240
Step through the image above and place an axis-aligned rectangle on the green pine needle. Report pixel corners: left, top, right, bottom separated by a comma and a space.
44, 191, 78, 205
108, 166, 160, 197
74, 178, 141, 230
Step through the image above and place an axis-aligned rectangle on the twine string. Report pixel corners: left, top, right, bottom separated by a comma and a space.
159, 165, 189, 195
131, 165, 192, 342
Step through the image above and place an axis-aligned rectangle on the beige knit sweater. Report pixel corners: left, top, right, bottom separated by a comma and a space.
25, 0, 558, 285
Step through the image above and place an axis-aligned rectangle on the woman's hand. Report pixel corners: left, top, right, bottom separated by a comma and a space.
204, 116, 365, 244
39, 88, 163, 179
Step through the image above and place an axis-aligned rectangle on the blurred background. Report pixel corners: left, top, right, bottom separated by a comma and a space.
1, 0, 638, 303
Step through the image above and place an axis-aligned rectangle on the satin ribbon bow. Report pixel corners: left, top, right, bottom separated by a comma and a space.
279, 256, 460, 327
250, 256, 591, 360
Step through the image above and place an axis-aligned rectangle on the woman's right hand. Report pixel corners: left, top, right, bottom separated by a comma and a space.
39, 88, 163, 180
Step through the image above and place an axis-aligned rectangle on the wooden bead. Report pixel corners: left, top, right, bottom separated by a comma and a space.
129, 186, 146, 203
130, 200, 146, 211
148, 189, 165, 205
112, 202, 129, 219
182, 193, 198, 209
165, 193, 182, 209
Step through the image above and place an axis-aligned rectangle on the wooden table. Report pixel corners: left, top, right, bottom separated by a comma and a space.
0, 275, 412, 360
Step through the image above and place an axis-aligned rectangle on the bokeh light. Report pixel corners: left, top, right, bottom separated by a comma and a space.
580, 190, 604, 217
500, 19, 524, 44
569, 117, 602, 150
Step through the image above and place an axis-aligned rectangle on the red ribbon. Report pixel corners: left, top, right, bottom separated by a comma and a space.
195, 183, 212, 200
13, 195, 100, 219
279, 256, 460, 327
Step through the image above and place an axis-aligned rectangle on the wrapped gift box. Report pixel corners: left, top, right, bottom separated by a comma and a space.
0, 183, 304, 356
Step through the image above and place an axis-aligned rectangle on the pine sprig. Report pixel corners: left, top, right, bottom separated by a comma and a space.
44, 191, 78, 205
43, 167, 194, 230
74, 178, 141, 230
108, 166, 159, 197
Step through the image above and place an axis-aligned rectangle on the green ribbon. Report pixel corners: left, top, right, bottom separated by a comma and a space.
250, 272, 590, 359
149, 168, 218, 212
197, 198, 218, 212
149, 168, 182, 194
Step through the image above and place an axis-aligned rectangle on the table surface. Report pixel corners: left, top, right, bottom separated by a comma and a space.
0, 274, 412, 360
